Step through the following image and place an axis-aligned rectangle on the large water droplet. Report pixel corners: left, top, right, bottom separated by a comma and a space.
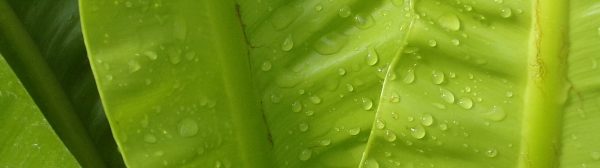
298, 149, 312, 161
361, 97, 374, 110
178, 118, 199, 137
440, 88, 455, 103
458, 97, 474, 109
410, 125, 426, 139
313, 32, 348, 55
438, 13, 461, 31
366, 47, 379, 66
432, 71, 445, 84
421, 114, 434, 126
281, 34, 294, 51
292, 101, 302, 112
353, 13, 375, 29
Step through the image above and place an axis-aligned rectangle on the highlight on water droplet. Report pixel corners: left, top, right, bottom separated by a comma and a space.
292, 101, 302, 112
485, 148, 498, 158
438, 13, 461, 31
281, 34, 294, 51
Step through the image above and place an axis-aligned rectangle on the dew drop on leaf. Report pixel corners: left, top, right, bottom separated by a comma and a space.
384, 130, 397, 142
375, 119, 385, 130
320, 139, 331, 146
281, 35, 294, 52
485, 148, 498, 157
403, 68, 415, 84
313, 32, 348, 55
391, 0, 404, 7
338, 68, 347, 76
451, 39, 460, 46
144, 50, 158, 60
421, 114, 434, 126
439, 123, 448, 131
178, 118, 199, 137
353, 13, 375, 30
261, 61, 272, 71
440, 88, 455, 103
438, 13, 461, 31
500, 7, 512, 18
366, 47, 379, 66
458, 97, 474, 109
428, 39, 437, 47
348, 127, 361, 135
292, 101, 302, 112
298, 149, 312, 161
389, 92, 400, 103
486, 105, 507, 121
432, 70, 445, 84
591, 151, 600, 160
309, 96, 322, 104
364, 158, 379, 168
410, 125, 426, 139
144, 134, 157, 143
298, 122, 309, 132
361, 97, 374, 110
346, 83, 355, 92
338, 5, 351, 18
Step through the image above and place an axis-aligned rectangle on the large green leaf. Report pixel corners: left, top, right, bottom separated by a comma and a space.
0, 0, 121, 166
80, 0, 271, 167
0, 53, 79, 167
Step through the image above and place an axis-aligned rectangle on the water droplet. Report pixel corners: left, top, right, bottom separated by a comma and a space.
591, 151, 600, 160
500, 7, 512, 18
338, 68, 347, 76
403, 68, 415, 84
365, 47, 379, 66
384, 130, 397, 142
346, 83, 355, 92
281, 34, 294, 51
144, 51, 158, 60
338, 6, 352, 18
313, 32, 347, 55
178, 118, 199, 137
428, 40, 438, 47
320, 139, 331, 146
505, 91, 513, 98
410, 125, 426, 139
169, 54, 181, 64
299, 149, 312, 161
292, 101, 302, 112
309, 96, 322, 104
314, 4, 323, 11
364, 158, 380, 168
494, 0, 503, 4
458, 97, 474, 109
440, 88, 455, 103
486, 105, 506, 121
271, 5, 303, 30
299, 122, 309, 132
361, 97, 374, 110
261, 61, 272, 71
421, 114, 434, 126
432, 71, 445, 84
389, 92, 400, 103
438, 13, 460, 31
305, 110, 314, 116
270, 94, 281, 103
439, 123, 448, 131
353, 13, 375, 29
348, 127, 361, 135
451, 39, 460, 46
485, 148, 498, 157
144, 134, 157, 143
375, 119, 385, 129
184, 51, 196, 60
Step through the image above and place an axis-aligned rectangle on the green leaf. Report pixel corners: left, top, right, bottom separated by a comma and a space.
0, 0, 121, 166
0, 53, 79, 167
79, 0, 271, 167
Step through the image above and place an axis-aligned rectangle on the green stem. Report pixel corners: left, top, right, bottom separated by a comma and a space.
0, 0, 105, 167
519, 0, 569, 167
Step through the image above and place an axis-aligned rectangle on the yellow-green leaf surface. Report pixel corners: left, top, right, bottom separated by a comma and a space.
237, 0, 411, 167
80, 0, 271, 167
0, 54, 79, 167
359, 0, 600, 168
